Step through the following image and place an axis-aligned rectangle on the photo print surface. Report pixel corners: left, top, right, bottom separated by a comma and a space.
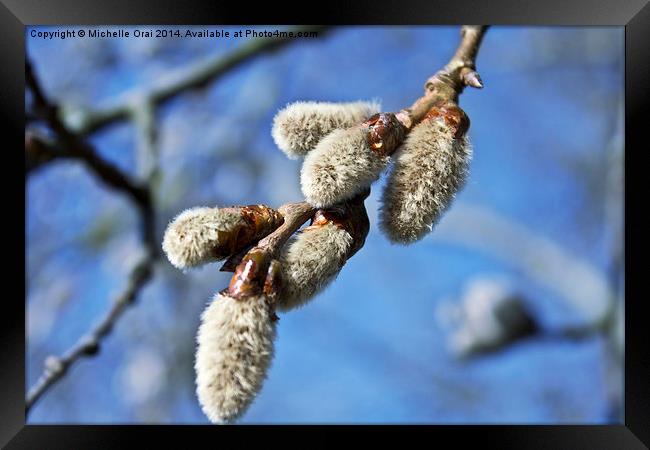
25, 25, 624, 424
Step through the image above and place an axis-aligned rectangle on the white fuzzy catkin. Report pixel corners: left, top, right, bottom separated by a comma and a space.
380, 119, 472, 244
162, 207, 243, 270
276, 222, 353, 311
195, 293, 276, 424
272, 101, 380, 159
301, 127, 388, 208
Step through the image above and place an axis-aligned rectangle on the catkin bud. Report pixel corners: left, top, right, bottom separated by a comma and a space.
276, 192, 369, 311
380, 102, 472, 244
162, 205, 283, 270
271, 101, 380, 159
300, 113, 406, 208
195, 292, 277, 424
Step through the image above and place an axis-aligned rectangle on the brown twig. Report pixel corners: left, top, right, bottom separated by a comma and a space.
226, 188, 371, 300
227, 201, 315, 298
363, 26, 488, 158
258, 202, 316, 258
398, 25, 488, 130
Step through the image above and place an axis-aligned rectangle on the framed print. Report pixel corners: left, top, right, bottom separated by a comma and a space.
2, 0, 648, 448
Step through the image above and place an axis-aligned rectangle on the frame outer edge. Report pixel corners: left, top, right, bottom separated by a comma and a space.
0, 1, 27, 447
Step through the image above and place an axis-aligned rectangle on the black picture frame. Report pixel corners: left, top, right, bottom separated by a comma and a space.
3, 1, 648, 448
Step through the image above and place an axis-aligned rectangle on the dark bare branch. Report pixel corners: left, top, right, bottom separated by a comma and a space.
24, 130, 149, 207
24, 59, 161, 414
24, 29, 327, 414
65, 26, 329, 136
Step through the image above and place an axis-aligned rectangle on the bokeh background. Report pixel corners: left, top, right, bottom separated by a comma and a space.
25, 26, 624, 424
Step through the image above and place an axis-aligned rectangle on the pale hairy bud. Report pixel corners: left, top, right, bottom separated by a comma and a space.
272, 100, 381, 159
162, 205, 283, 270
300, 113, 406, 208
195, 293, 277, 424
380, 103, 472, 244
276, 193, 369, 312
276, 222, 352, 311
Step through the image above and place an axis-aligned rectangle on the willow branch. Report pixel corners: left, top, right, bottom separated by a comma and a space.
436, 25, 487, 89
396, 25, 488, 130
258, 202, 316, 257
26, 25, 480, 418
360, 26, 488, 160
64, 26, 328, 136
218, 201, 316, 275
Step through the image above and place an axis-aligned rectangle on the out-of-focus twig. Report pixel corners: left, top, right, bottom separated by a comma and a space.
25, 254, 155, 412
132, 98, 159, 185
64, 26, 328, 136
26, 61, 156, 254
433, 203, 615, 327
28, 63, 150, 208
25, 29, 325, 413
24, 130, 149, 208
25, 60, 159, 414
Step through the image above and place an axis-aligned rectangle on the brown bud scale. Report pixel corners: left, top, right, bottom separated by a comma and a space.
303, 190, 370, 260
262, 260, 282, 300
423, 101, 470, 138
228, 249, 266, 299
222, 205, 284, 258
219, 245, 254, 273
363, 112, 407, 157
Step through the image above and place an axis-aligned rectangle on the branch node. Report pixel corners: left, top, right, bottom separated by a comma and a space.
81, 338, 101, 356
461, 68, 484, 89
44, 356, 65, 375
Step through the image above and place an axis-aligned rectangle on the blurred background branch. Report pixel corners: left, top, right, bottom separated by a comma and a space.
63, 26, 328, 136
24, 27, 327, 414
26, 254, 154, 411
434, 203, 615, 325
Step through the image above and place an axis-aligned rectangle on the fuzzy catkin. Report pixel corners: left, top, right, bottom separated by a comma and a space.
271, 101, 380, 159
195, 293, 276, 424
379, 119, 472, 244
276, 222, 353, 311
301, 127, 388, 208
162, 207, 244, 269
